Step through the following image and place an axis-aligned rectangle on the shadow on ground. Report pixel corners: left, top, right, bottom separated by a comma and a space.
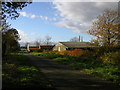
24, 53, 120, 90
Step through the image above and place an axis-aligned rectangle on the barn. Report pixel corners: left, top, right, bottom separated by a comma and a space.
39, 45, 54, 51
53, 42, 95, 52
27, 44, 40, 51
27, 44, 54, 52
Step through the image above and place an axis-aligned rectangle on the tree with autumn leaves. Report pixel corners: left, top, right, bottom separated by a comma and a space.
88, 9, 120, 47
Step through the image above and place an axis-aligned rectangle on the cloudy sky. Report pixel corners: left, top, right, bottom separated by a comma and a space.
8, 0, 118, 45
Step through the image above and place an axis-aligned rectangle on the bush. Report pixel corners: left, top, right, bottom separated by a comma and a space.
100, 51, 120, 65
59, 49, 87, 56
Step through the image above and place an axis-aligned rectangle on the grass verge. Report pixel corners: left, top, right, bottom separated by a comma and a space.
2, 52, 55, 89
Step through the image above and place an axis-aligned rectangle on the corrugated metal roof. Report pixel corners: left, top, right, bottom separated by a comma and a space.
59, 42, 94, 48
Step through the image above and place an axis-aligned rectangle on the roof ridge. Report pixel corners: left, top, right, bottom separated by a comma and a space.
59, 41, 89, 43
58, 41, 94, 48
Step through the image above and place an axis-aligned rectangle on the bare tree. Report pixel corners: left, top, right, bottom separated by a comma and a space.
44, 35, 52, 45
70, 36, 83, 42
34, 40, 40, 47
70, 37, 79, 42
38, 38, 44, 45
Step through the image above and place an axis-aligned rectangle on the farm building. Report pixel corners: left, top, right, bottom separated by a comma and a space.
27, 44, 54, 52
40, 45, 55, 51
27, 44, 40, 51
53, 42, 95, 52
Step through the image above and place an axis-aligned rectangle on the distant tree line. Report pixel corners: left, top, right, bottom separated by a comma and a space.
70, 36, 83, 42
33, 35, 55, 47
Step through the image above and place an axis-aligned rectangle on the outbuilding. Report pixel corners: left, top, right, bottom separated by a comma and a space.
53, 42, 95, 52
27, 44, 54, 52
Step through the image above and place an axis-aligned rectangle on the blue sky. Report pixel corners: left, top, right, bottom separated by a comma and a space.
7, 1, 118, 45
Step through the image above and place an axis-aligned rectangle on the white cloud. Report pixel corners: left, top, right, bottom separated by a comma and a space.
18, 30, 39, 46
19, 12, 27, 17
53, 0, 119, 2
30, 14, 36, 18
19, 12, 37, 19
56, 20, 90, 33
44, 16, 48, 20
39, 16, 47, 20
17, 30, 29, 43
51, 18, 57, 21
19, 11, 57, 21
53, 2, 118, 33
39, 16, 57, 21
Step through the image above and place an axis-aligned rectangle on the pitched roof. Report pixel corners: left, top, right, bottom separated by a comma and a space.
59, 42, 94, 48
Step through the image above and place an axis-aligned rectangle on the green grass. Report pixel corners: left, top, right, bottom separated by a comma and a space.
29, 52, 42, 56
21, 49, 30, 53
53, 57, 69, 61
2, 52, 55, 89
30, 52, 63, 59
83, 65, 120, 84
55, 55, 120, 85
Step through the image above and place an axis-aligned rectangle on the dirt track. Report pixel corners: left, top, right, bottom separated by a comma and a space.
24, 53, 120, 90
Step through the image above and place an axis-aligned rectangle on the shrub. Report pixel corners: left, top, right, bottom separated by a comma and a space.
59, 49, 87, 56
100, 51, 120, 65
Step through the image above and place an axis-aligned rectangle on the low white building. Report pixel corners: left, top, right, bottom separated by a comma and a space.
53, 42, 95, 52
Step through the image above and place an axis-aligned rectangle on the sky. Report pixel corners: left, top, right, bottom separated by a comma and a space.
7, 0, 118, 46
